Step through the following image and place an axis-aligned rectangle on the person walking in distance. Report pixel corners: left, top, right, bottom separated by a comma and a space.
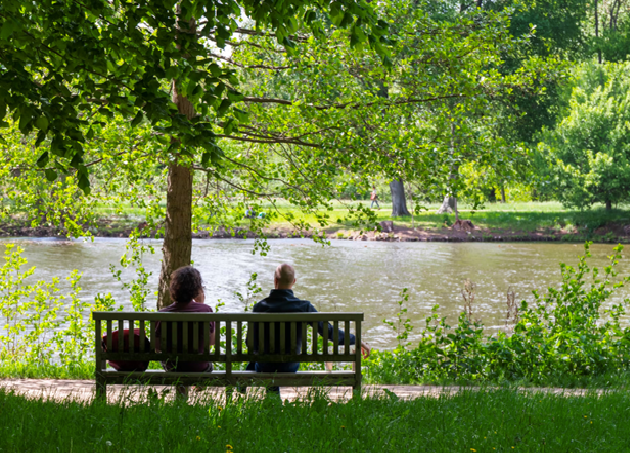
370, 186, 380, 210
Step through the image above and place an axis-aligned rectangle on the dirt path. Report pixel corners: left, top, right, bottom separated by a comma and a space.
0, 379, 606, 404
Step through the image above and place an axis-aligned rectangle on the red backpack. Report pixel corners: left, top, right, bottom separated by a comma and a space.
101, 328, 151, 371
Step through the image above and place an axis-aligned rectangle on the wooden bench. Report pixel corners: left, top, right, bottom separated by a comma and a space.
93, 311, 364, 399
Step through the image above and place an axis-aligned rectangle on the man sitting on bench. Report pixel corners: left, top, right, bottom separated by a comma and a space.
251, 264, 370, 385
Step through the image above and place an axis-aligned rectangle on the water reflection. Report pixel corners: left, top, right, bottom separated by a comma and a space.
1, 238, 627, 349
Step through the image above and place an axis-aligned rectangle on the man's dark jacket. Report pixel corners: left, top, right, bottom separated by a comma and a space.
251, 289, 356, 368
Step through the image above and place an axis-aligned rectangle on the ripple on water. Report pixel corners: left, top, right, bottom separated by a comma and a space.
0, 239, 627, 349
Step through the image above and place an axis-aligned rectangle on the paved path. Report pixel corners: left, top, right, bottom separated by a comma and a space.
0, 379, 603, 404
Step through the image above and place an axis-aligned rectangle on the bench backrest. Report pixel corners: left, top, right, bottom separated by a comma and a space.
93, 312, 363, 372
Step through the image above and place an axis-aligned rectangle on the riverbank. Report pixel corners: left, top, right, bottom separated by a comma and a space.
1, 384, 627, 452
3, 202, 630, 243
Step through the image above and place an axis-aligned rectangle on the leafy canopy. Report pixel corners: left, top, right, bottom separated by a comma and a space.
0, 0, 388, 192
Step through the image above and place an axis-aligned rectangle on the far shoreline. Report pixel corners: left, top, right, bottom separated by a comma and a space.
1, 221, 629, 244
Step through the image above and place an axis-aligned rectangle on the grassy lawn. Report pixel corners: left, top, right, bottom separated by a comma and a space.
0, 387, 628, 452
253, 200, 630, 235
6, 200, 630, 238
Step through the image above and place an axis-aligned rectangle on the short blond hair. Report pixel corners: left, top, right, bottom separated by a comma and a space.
274, 264, 295, 287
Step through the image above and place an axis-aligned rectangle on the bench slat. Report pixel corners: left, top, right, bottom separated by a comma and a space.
311, 321, 317, 356
226, 321, 232, 376
160, 320, 167, 354
193, 322, 199, 353
203, 321, 209, 356
269, 321, 275, 354
258, 321, 265, 355
139, 320, 146, 353
333, 321, 339, 355
95, 318, 103, 370
290, 322, 296, 355
213, 321, 221, 359
301, 322, 307, 355
118, 320, 124, 352
182, 321, 189, 353
129, 319, 135, 353
345, 321, 350, 355
237, 321, 242, 355
172, 321, 178, 353
106, 320, 112, 352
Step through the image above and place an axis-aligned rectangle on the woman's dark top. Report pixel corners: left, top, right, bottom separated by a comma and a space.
155, 300, 215, 372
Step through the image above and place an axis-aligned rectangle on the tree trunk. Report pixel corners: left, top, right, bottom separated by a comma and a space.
390, 180, 410, 216
156, 5, 196, 310
606, 199, 612, 210
436, 195, 456, 214
157, 164, 193, 309
500, 185, 506, 203
595, 0, 602, 64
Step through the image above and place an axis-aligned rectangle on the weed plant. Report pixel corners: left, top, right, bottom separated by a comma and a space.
367, 243, 630, 387
1, 387, 629, 452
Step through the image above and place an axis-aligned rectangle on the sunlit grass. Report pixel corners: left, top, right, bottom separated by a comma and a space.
88, 200, 630, 233
0, 387, 628, 452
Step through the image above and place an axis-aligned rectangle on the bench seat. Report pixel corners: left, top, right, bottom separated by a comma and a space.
98, 370, 358, 387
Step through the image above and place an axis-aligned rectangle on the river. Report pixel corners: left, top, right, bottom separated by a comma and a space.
1, 238, 629, 349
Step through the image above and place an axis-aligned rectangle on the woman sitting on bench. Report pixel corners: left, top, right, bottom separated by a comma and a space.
155, 266, 216, 372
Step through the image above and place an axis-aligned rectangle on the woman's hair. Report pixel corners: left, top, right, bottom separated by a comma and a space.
169, 266, 203, 304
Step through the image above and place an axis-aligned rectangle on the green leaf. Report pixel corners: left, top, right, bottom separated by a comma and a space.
209, 64, 222, 78
35, 115, 49, 132
216, 99, 231, 117
70, 154, 84, 167
44, 169, 57, 181
288, 17, 298, 34
131, 110, 144, 127
35, 131, 47, 147
223, 118, 236, 134
303, 11, 316, 23
36, 152, 49, 168
233, 108, 249, 123
78, 175, 91, 194
201, 152, 211, 167
0, 20, 15, 40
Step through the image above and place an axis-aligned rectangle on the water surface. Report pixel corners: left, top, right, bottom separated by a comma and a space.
1, 238, 628, 349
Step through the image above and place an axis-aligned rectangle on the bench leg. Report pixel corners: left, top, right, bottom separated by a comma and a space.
225, 386, 235, 403
352, 383, 362, 400
95, 375, 106, 402
175, 384, 189, 401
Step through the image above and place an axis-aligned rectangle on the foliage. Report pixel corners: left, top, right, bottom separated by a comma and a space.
0, 0, 554, 247
232, 0, 551, 204
0, 245, 92, 369
382, 288, 413, 350
110, 231, 154, 312
0, 0, 389, 190
366, 243, 630, 386
536, 61, 630, 209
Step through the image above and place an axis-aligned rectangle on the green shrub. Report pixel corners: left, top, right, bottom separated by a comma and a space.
367, 243, 630, 386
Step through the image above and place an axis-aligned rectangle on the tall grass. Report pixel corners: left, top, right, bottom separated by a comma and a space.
0, 387, 628, 452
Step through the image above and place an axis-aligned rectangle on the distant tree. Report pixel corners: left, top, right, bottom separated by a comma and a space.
536, 62, 630, 210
